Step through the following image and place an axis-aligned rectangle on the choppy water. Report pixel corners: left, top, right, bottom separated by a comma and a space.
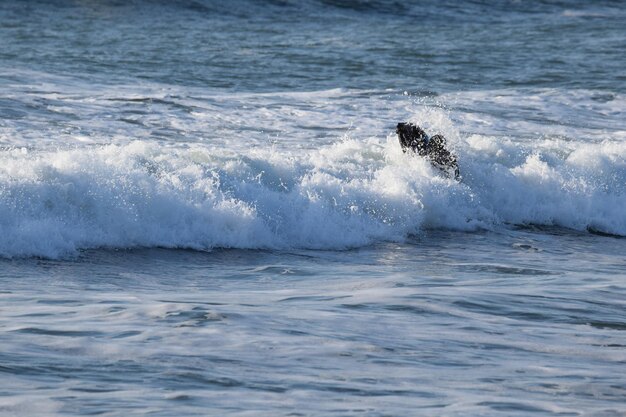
1, 1, 625, 416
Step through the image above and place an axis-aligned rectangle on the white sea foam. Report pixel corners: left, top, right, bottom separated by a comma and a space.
2, 82, 625, 257
1, 120, 624, 258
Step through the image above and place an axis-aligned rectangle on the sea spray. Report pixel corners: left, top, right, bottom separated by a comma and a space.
1, 129, 624, 258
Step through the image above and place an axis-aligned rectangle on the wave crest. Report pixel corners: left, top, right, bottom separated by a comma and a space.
1, 132, 624, 258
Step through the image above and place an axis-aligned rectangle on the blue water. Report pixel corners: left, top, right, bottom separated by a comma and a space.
1, 1, 625, 415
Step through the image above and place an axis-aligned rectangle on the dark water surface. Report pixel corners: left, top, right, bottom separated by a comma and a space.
2, 1, 625, 92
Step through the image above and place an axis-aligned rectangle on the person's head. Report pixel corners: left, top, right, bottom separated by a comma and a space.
396, 122, 427, 152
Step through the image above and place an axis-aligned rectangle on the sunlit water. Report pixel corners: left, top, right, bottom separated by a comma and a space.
1, 1, 625, 416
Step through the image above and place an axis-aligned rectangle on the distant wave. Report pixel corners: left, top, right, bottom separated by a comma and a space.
1, 129, 624, 258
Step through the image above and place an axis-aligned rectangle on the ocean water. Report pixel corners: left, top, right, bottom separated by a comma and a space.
1, 1, 625, 416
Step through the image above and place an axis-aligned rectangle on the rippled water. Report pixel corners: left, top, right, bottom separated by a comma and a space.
1, 1, 625, 416
0, 229, 623, 416
2, 229, 625, 416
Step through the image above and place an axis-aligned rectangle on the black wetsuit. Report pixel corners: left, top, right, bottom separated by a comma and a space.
396, 122, 460, 180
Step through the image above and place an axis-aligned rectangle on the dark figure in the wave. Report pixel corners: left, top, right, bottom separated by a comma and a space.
396, 122, 460, 180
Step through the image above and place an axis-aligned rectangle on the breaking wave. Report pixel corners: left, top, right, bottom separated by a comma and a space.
1, 126, 624, 258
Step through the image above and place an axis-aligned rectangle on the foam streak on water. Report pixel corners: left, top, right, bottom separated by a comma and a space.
1, 232, 625, 416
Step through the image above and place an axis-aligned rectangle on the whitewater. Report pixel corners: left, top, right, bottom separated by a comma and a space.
1, 87, 624, 258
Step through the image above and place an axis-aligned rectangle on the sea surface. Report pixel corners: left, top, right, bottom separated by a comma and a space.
1, 1, 625, 416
